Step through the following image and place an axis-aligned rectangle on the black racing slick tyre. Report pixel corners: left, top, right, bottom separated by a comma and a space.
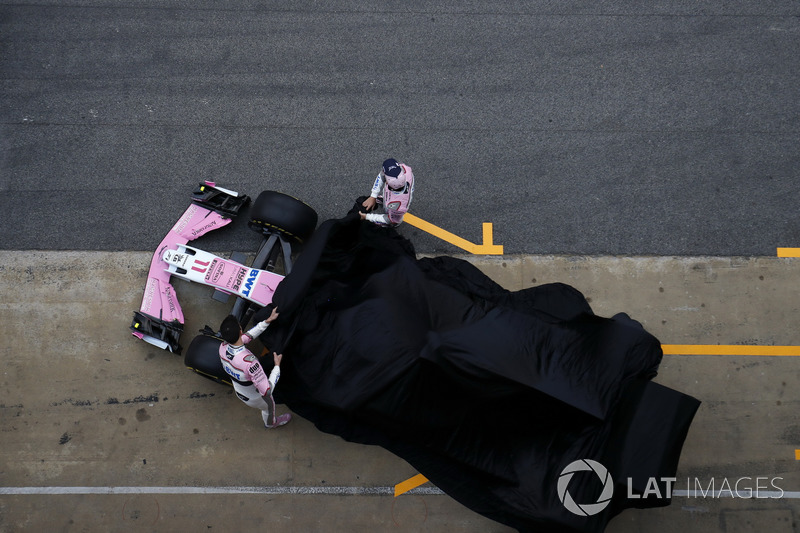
248, 191, 318, 243
184, 335, 230, 385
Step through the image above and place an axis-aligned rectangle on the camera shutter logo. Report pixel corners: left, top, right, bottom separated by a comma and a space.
557, 459, 614, 516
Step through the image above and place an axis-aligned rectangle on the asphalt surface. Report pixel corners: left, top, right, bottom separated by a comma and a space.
2, 2, 800, 533
1, 2, 798, 255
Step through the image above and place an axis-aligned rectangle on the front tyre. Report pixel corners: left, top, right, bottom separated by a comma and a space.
248, 191, 318, 243
184, 334, 230, 385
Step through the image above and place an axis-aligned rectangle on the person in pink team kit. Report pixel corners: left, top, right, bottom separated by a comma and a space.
218, 307, 291, 428
359, 158, 415, 226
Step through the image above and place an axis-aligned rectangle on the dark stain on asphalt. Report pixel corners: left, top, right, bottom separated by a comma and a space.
125, 395, 160, 404
53, 395, 161, 407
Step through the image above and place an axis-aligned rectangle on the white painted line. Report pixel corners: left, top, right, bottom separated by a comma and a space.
0, 486, 445, 496
2, 487, 800, 499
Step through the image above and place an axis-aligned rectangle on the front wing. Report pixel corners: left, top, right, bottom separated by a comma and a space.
130, 182, 250, 353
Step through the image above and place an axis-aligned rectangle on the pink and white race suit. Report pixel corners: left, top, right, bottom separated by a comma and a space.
218, 321, 281, 427
365, 163, 415, 226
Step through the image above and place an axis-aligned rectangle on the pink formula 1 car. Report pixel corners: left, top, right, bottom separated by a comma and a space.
130, 182, 317, 383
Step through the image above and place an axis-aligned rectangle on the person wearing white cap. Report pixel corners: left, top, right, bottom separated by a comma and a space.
360, 158, 415, 226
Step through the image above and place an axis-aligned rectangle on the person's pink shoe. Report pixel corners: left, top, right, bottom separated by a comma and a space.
266, 414, 291, 428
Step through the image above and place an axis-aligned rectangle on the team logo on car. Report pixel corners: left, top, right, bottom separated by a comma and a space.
206, 259, 224, 283
387, 201, 401, 210
232, 268, 247, 291
191, 220, 217, 238
241, 269, 259, 297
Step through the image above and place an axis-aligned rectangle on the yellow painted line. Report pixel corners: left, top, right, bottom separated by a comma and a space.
662, 344, 800, 356
403, 213, 503, 255
777, 248, 800, 257
795, 450, 800, 461
394, 473, 429, 497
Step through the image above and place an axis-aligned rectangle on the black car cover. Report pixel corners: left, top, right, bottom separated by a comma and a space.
258, 214, 700, 533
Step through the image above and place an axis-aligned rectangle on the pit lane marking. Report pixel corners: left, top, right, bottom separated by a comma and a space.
394, 474, 430, 497
403, 213, 503, 255
662, 345, 800, 356
777, 248, 800, 257
0, 486, 443, 496
7, 486, 800, 500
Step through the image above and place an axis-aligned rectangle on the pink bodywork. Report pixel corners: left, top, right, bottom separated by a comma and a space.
161, 245, 283, 307
137, 202, 233, 327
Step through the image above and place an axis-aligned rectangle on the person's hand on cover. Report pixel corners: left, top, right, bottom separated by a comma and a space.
262, 307, 279, 326
362, 197, 377, 211
273, 353, 283, 367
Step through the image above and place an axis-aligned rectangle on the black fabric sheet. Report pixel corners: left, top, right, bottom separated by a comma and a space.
259, 214, 700, 533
